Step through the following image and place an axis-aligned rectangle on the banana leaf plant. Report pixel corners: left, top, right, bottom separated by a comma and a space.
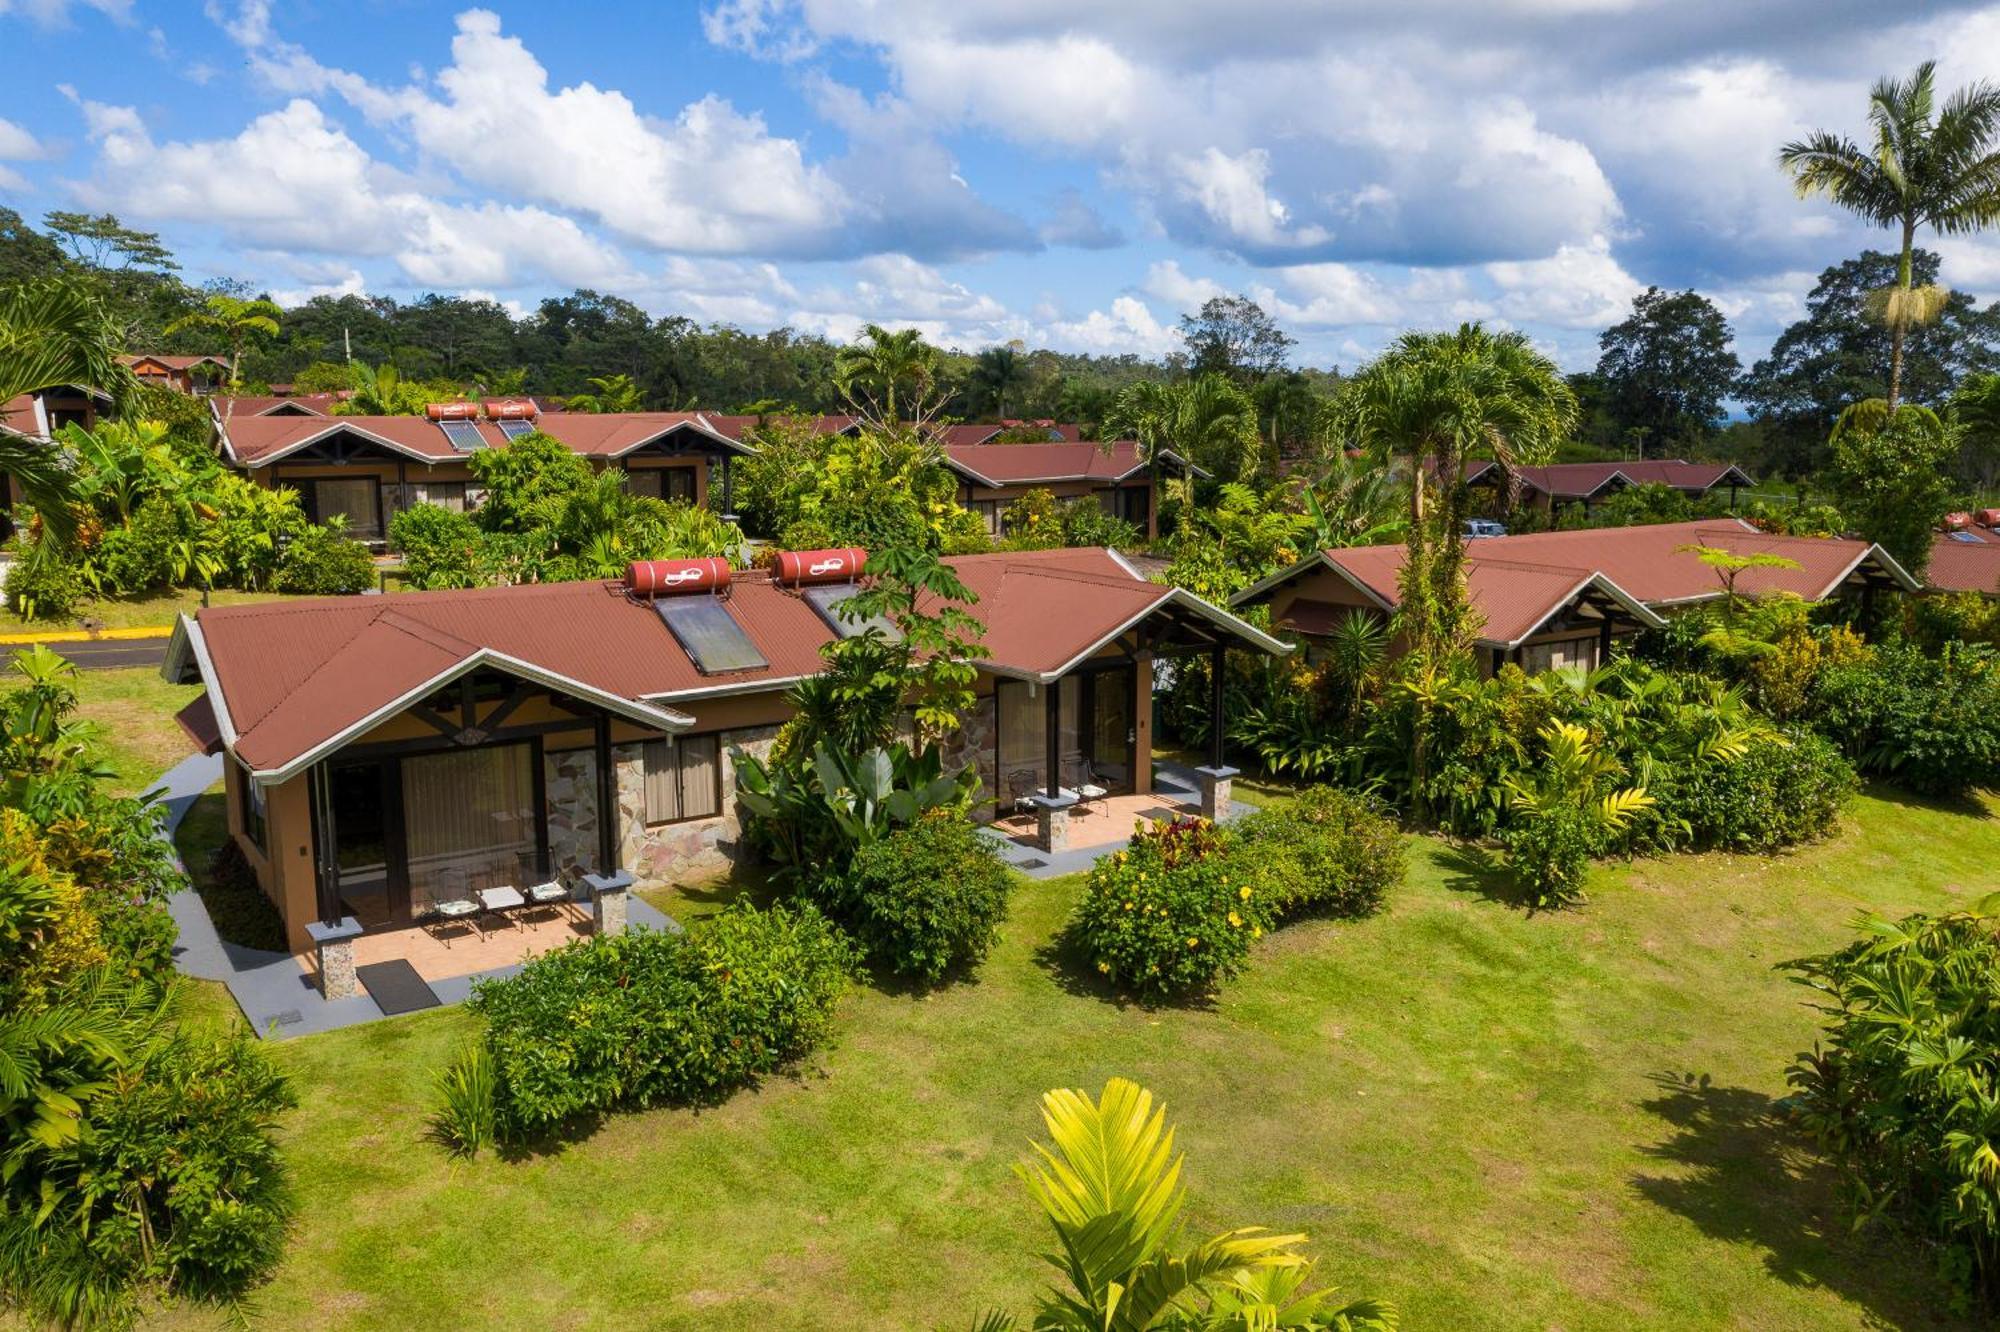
732, 739, 977, 880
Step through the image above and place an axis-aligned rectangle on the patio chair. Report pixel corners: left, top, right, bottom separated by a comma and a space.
519, 858, 575, 922
422, 875, 482, 947
1064, 758, 1109, 815
1006, 768, 1042, 817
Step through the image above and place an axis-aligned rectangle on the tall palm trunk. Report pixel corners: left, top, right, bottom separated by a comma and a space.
1888, 217, 1915, 412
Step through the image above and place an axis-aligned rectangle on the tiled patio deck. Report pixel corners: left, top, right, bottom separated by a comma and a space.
980, 761, 1256, 878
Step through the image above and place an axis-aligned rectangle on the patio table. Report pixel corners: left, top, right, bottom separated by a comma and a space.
476, 884, 527, 930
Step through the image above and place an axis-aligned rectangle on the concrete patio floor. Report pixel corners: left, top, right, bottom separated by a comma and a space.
980, 760, 1256, 879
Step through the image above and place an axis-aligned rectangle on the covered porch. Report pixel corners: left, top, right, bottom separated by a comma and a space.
982, 759, 1257, 878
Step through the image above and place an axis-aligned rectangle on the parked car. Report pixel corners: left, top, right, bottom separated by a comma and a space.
1465, 518, 1507, 539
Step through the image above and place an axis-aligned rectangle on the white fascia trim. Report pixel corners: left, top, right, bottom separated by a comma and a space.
1231, 551, 1397, 616
1036, 587, 1291, 682
1105, 548, 1147, 581
240, 422, 449, 468
944, 458, 1003, 487
639, 673, 814, 703
173, 615, 240, 749
248, 649, 695, 787
1494, 572, 1666, 649
598, 420, 752, 460
1826, 543, 1922, 595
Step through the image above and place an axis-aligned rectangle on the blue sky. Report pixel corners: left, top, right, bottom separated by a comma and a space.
3, 0, 2000, 372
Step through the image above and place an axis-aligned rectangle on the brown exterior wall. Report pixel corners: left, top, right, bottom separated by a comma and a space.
958, 479, 1156, 539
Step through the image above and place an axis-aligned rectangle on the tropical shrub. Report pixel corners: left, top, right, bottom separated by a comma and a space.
390, 502, 488, 589
0, 1016, 297, 1328
273, 520, 375, 595
1, 546, 87, 619
1783, 900, 2000, 1312
1000, 488, 1141, 551
734, 740, 979, 882
1649, 728, 1856, 852
1071, 818, 1263, 1000
812, 813, 1012, 983
1810, 641, 2000, 797
1499, 722, 1654, 907
1907, 590, 2000, 652
460, 905, 855, 1145
1225, 786, 1405, 920
975, 1077, 1399, 1331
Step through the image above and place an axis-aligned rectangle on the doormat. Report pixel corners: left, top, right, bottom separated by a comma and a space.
355, 959, 441, 1015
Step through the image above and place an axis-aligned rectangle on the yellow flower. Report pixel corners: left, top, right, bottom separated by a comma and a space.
1228, 911, 1243, 927
1252, 926, 1263, 939
1124, 901, 1135, 911
1239, 886, 1252, 901
1187, 936, 1200, 948
1097, 961, 1110, 974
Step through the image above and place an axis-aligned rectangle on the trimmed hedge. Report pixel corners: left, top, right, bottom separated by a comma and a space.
1652, 728, 1857, 852
464, 904, 855, 1142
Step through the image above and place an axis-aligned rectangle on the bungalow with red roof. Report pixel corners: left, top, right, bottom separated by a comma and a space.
1465, 458, 1756, 513
215, 401, 754, 543
162, 546, 1284, 992
1, 386, 112, 540
1927, 515, 2000, 596
120, 353, 231, 394
1234, 519, 1918, 675
942, 441, 1198, 539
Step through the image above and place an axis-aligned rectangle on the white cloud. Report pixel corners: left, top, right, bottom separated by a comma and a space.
1142, 259, 1230, 311
69, 96, 633, 290
1485, 234, 1643, 329
0, 0, 130, 22
1039, 296, 1182, 356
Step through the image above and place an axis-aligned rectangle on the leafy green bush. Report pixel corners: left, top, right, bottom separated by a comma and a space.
463, 904, 855, 1144
1810, 642, 2000, 797
0, 1009, 297, 1328
1225, 786, 1405, 920
390, 502, 488, 589
1783, 901, 2000, 1312
2, 546, 87, 619
1499, 801, 1601, 907
1071, 819, 1262, 1000
88, 494, 184, 595
1907, 590, 2000, 652
273, 520, 375, 595
1650, 728, 1856, 852
812, 814, 1013, 983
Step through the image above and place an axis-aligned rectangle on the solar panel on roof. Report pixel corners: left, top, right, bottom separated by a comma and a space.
439, 419, 486, 452
1950, 531, 1984, 543
803, 582, 901, 640
498, 418, 536, 441
655, 597, 768, 675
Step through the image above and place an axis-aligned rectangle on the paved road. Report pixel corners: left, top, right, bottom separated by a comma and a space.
12, 637, 170, 670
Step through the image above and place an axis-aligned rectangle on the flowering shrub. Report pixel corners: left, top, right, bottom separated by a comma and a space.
1071, 819, 1263, 1000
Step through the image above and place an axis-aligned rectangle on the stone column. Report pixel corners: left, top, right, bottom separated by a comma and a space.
1030, 793, 1077, 854
1194, 766, 1238, 823
584, 869, 634, 937
306, 917, 363, 1000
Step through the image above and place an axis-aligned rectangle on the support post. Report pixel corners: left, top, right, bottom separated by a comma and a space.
720, 453, 736, 520
1044, 679, 1062, 800
307, 917, 363, 999
1598, 616, 1615, 668
1207, 643, 1226, 770
583, 870, 633, 937
594, 710, 618, 874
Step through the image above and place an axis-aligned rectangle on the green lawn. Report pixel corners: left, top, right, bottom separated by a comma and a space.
0, 585, 307, 636
0, 660, 203, 796
130, 785, 1994, 1331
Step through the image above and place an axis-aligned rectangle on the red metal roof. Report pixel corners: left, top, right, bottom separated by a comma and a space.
0, 394, 41, 438
186, 548, 1275, 776
1241, 520, 1914, 647
1927, 533, 2000, 594
944, 441, 1149, 485
120, 353, 230, 372
219, 411, 750, 465
212, 393, 341, 419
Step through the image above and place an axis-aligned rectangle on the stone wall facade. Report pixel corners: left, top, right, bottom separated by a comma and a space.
939, 694, 998, 822
544, 726, 782, 891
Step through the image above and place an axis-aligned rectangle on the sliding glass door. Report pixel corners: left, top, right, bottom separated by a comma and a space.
323, 741, 546, 927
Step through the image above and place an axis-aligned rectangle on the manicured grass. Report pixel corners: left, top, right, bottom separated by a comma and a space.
0, 585, 303, 635
128, 785, 1994, 1331
0, 662, 204, 796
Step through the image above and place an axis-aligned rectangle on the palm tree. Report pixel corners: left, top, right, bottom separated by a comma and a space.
834, 324, 938, 426
1781, 61, 2000, 410
0, 279, 127, 546
1103, 374, 1260, 506
163, 292, 281, 393
566, 373, 645, 414
1301, 451, 1408, 549
972, 1077, 1397, 1331
1334, 324, 1575, 666
971, 344, 1026, 418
